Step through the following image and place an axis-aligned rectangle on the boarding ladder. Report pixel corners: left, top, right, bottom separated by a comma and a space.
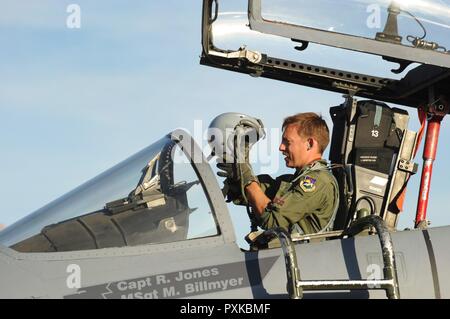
262, 215, 400, 299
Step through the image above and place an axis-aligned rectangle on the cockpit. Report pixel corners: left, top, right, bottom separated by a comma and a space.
0, 131, 220, 252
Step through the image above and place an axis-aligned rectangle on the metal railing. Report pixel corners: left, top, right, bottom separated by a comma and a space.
264, 215, 400, 299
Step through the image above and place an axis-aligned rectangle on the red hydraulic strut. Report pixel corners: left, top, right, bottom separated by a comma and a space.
415, 98, 449, 229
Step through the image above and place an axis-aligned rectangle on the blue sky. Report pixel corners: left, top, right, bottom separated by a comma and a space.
1, 0, 449, 248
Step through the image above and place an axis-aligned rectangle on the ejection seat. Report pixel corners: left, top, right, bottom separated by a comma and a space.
329, 97, 418, 232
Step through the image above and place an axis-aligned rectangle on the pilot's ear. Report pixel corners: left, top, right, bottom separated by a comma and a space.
307, 138, 313, 151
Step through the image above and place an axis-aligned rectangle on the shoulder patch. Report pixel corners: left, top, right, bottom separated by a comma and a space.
300, 175, 317, 192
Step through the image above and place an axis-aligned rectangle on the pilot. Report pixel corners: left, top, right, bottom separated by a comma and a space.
212, 112, 339, 235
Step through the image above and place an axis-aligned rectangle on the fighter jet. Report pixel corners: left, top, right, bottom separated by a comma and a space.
0, 0, 449, 299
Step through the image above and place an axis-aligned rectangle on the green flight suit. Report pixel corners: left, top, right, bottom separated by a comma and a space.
254, 160, 339, 234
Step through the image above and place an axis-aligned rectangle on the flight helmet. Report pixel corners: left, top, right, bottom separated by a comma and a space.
207, 112, 265, 162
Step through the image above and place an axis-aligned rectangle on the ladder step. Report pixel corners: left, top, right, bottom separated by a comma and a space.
298, 279, 394, 290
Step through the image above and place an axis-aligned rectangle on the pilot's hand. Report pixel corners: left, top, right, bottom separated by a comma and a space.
237, 162, 258, 189
221, 178, 242, 203
217, 162, 236, 180
218, 163, 257, 206
217, 161, 256, 186
234, 126, 252, 165
233, 119, 265, 164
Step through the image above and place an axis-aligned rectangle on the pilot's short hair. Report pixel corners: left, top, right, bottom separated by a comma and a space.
282, 112, 330, 153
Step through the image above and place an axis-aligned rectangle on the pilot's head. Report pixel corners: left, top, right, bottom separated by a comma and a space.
279, 113, 329, 169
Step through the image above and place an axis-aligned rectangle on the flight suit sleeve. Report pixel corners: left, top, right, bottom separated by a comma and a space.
256, 173, 329, 231
257, 174, 279, 197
